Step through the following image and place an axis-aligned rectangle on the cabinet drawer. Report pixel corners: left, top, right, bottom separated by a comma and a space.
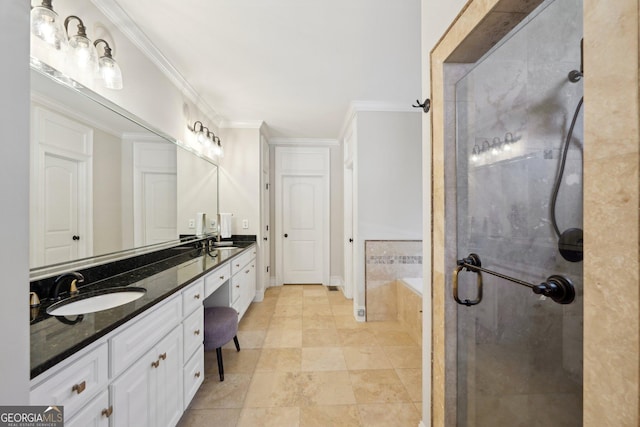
183, 346, 204, 408
204, 262, 230, 297
183, 278, 205, 316
31, 343, 108, 420
230, 273, 243, 305
183, 306, 204, 360
110, 295, 182, 378
230, 248, 256, 275
65, 389, 110, 427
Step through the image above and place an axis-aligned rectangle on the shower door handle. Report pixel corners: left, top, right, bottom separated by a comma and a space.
452, 265, 483, 307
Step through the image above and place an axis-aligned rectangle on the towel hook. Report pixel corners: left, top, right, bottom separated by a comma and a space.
412, 98, 430, 113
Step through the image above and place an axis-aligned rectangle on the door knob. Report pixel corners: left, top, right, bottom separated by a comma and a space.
349, 238, 353, 243
263, 237, 268, 241
72, 235, 80, 241
284, 233, 288, 238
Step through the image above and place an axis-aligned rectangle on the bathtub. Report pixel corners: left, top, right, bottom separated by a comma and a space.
400, 277, 423, 296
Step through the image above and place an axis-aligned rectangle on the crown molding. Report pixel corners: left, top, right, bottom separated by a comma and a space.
269, 137, 339, 147
339, 100, 419, 139
91, 0, 224, 128
219, 120, 265, 129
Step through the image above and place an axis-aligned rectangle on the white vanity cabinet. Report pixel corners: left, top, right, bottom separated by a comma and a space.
182, 278, 205, 409
64, 390, 110, 427
111, 325, 183, 427
204, 246, 257, 320
30, 342, 109, 422
30, 246, 257, 427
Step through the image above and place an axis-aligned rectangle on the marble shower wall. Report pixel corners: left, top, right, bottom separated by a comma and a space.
365, 240, 422, 322
452, 0, 583, 425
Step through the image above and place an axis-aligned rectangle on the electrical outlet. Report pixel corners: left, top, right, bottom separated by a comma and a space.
210, 219, 216, 229
188, 219, 195, 229
242, 219, 249, 229
357, 309, 365, 317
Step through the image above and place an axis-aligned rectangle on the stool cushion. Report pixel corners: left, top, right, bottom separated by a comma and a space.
203, 306, 238, 351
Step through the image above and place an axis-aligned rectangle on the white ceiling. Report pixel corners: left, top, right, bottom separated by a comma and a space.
110, 0, 422, 139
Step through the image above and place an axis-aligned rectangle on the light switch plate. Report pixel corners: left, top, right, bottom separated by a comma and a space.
188, 219, 195, 229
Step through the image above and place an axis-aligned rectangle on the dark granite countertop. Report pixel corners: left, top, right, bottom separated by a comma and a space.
30, 242, 256, 379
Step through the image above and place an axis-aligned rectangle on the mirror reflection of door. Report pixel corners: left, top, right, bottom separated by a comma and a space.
133, 141, 177, 246
31, 106, 92, 268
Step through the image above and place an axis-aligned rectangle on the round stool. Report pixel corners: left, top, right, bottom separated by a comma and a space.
204, 306, 240, 381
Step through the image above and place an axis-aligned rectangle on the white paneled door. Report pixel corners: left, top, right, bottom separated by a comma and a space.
282, 175, 324, 284
275, 146, 330, 286
42, 154, 81, 265
142, 172, 177, 245
31, 105, 93, 268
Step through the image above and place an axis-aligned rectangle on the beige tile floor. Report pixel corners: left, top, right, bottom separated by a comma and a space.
178, 285, 422, 427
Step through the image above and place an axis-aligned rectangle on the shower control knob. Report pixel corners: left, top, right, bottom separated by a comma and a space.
72, 235, 80, 241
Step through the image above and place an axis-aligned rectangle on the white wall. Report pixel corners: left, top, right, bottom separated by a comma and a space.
93, 128, 123, 255
420, 0, 469, 425
353, 111, 422, 312
219, 127, 261, 237
329, 145, 344, 282
0, 0, 30, 404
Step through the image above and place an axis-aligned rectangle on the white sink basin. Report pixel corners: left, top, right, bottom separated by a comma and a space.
46, 287, 146, 316
215, 246, 241, 250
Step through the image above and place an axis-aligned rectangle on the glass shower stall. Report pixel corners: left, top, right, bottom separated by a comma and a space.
449, 0, 583, 425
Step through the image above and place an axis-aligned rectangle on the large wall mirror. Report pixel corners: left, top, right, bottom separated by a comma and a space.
30, 64, 218, 276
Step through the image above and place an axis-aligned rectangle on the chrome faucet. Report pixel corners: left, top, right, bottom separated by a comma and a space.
50, 272, 84, 300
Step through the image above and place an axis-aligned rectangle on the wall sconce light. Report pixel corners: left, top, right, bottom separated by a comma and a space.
213, 135, 224, 158
94, 39, 123, 90
503, 132, 514, 152
470, 133, 521, 165
64, 16, 99, 80
491, 137, 501, 155
31, 0, 68, 51
189, 121, 224, 158
470, 143, 480, 163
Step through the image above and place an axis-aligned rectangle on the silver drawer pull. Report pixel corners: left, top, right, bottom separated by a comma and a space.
151, 360, 160, 368
71, 381, 86, 394
195, 371, 201, 378
194, 329, 201, 335
235, 263, 240, 267
193, 293, 201, 299
220, 275, 225, 280
235, 285, 240, 288
159, 352, 167, 361
101, 406, 113, 418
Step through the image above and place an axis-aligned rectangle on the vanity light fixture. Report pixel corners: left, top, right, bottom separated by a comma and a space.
190, 121, 224, 158
94, 39, 123, 90
31, 0, 68, 51
64, 16, 99, 80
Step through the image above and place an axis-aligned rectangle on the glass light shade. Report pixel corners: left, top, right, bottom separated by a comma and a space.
196, 130, 208, 145
216, 143, 224, 158
68, 35, 99, 80
98, 56, 123, 90
31, 5, 68, 51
